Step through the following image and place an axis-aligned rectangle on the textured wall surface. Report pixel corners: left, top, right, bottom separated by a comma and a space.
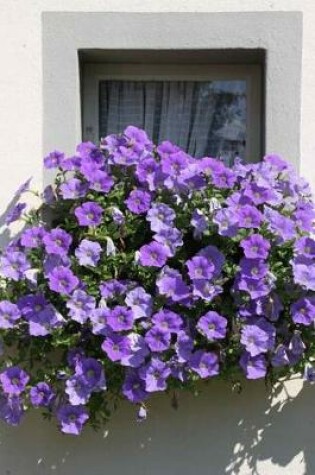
1, 1, 315, 474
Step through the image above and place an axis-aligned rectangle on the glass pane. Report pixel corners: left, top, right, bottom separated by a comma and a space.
99, 80, 247, 164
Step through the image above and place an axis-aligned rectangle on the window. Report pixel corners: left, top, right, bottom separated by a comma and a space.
44, 13, 302, 168
82, 59, 262, 164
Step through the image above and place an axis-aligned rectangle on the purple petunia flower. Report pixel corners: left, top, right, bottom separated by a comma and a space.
101, 334, 131, 362
75, 357, 106, 391
294, 208, 315, 233
75, 239, 102, 267
236, 276, 272, 300
264, 207, 296, 242
44, 150, 64, 169
156, 266, 190, 303
168, 356, 187, 382
59, 154, 81, 171
294, 236, 315, 258
66, 290, 96, 324
124, 125, 152, 152
43, 254, 71, 277
162, 151, 188, 180
136, 157, 159, 191
21, 226, 46, 248
0, 394, 24, 426
240, 320, 275, 356
120, 333, 149, 368
198, 245, 225, 278
48, 266, 79, 295
59, 178, 88, 200
125, 287, 153, 319
0, 301, 21, 329
30, 382, 55, 407
240, 352, 267, 379
177, 162, 205, 192
291, 256, 315, 291
159, 275, 190, 303
240, 234, 270, 260
80, 160, 102, 181
122, 370, 148, 403
99, 279, 129, 300
288, 332, 306, 363
157, 141, 181, 160
211, 167, 236, 189
243, 182, 280, 206
77, 140, 103, 161
17, 293, 47, 317
0, 251, 30, 281
291, 297, 315, 325
88, 170, 114, 193
255, 292, 283, 322
0, 367, 29, 395
43, 228, 72, 257
5, 203, 27, 225
42, 185, 56, 204
304, 365, 315, 382
15, 177, 32, 197
27, 304, 64, 336
186, 255, 214, 281
192, 280, 222, 302
146, 203, 176, 232
57, 404, 89, 435
125, 189, 151, 214
90, 307, 110, 336
65, 375, 92, 405
175, 330, 194, 363
235, 205, 263, 229
138, 241, 169, 268
152, 309, 183, 334
154, 227, 183, 256
197, 311, 227, 340
139, 358, 171, 392
199, 156, 225, 176
67, 348, 85, 368
189, 350, 219, 378
107, 306, 134, 332
213, 208, 238, 237
74, 201, 103, 227
239, 258, 269, 280
271, 345, 290, 368
264, 153, 289, 171
145, 326, 171, 353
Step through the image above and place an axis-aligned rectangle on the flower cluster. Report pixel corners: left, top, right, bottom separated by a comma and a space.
0, 126, 315, 435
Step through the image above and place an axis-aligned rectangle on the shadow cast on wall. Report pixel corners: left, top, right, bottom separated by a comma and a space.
0, 379, 313, 475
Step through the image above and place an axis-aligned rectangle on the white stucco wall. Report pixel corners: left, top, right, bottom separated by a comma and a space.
0, 1, 315, 474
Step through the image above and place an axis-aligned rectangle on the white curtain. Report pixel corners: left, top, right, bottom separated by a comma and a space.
99, 80, 246, 162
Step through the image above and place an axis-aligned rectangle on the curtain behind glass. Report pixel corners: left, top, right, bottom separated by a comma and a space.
99, 80, 246, 162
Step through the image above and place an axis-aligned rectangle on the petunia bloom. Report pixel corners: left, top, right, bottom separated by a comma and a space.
125, 189, 151, 214
74, 201, 103, 226
138, 242, 169, 268
197, 311, 227, 340
75, 239, 102, 267
0, 367, 30, 395
57, 404, 89, 435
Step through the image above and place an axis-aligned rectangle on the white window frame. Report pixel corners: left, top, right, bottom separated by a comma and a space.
82, 63, 262, 162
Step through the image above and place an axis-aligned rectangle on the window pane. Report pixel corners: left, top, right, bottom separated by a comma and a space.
99, 80, 247, 163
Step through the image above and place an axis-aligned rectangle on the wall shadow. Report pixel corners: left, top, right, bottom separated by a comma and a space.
0, 379, 313, 474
